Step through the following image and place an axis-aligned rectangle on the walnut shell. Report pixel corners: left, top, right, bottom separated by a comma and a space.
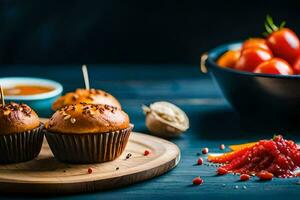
143, 101, 189, 138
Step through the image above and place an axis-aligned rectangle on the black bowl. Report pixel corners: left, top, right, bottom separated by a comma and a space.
203, 42, 300, 130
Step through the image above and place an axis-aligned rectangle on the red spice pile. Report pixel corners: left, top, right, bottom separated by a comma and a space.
210, 135, 300, 178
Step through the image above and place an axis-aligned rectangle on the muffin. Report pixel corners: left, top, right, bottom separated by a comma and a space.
45, 103, 132, 163
0, 102, 44, 163
52, 88, 121, 111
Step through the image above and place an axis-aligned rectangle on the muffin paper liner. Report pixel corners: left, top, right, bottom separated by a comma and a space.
45, 125, 133, 164
0, 123, 44, 164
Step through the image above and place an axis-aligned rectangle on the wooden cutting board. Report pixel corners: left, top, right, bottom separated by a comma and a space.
0, 129, 180, 194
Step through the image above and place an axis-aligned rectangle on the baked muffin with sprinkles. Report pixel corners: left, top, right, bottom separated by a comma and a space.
46, 103, 132, 163
51, 88, 121, 111
0, 102, 44, 163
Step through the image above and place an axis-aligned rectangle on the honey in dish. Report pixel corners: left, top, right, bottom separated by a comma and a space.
3, 85, 54, 96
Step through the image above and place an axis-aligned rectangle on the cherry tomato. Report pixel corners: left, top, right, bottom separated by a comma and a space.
264, 16, 300, 64
242, 38, 271, 53
267, 28, 300, 64
217, 50, 240, 68
293, 56, 300, 74
254, 58, 294, 75
235, 48, 272, 72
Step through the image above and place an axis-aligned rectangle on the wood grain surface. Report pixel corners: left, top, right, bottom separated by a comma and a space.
0, 131, 180, 194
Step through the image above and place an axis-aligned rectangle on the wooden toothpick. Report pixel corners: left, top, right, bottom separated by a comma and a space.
82, 64, 90, 90
0, 85, 5, 106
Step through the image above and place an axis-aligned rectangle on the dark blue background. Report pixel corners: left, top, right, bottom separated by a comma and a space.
0, 0, 299, 65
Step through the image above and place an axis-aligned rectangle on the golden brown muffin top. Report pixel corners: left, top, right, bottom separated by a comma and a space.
0, 102, 40, 135
47, 103, 130, 134
51, 88, 121, 111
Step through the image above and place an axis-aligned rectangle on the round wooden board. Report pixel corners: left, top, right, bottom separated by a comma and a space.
0, 121, 180, 194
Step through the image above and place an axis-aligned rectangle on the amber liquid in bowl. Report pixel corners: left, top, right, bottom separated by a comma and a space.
4, 85, 54, 96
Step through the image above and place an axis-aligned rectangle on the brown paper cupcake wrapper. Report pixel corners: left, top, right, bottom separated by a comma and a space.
45, 125, 133, 164
0, 123, 44, 164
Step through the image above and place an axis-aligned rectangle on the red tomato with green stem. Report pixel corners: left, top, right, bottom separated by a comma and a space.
265, 15, 300, 64
235, 47, 272, 72
254, 58, 294, 75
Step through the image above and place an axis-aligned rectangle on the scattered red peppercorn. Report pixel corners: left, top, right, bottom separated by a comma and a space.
217, 167, 228, 175
257, 171, 273, 181
240, 174, 250, 181
219, 144, 225, 150
144, 150, 150, 156
202, 148, 209, 154
88, 167, 93, 174
197, 158, 203, 165
192, 176, 203, 185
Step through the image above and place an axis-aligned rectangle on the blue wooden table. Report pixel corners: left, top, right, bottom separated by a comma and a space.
1, 65, 300, 199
